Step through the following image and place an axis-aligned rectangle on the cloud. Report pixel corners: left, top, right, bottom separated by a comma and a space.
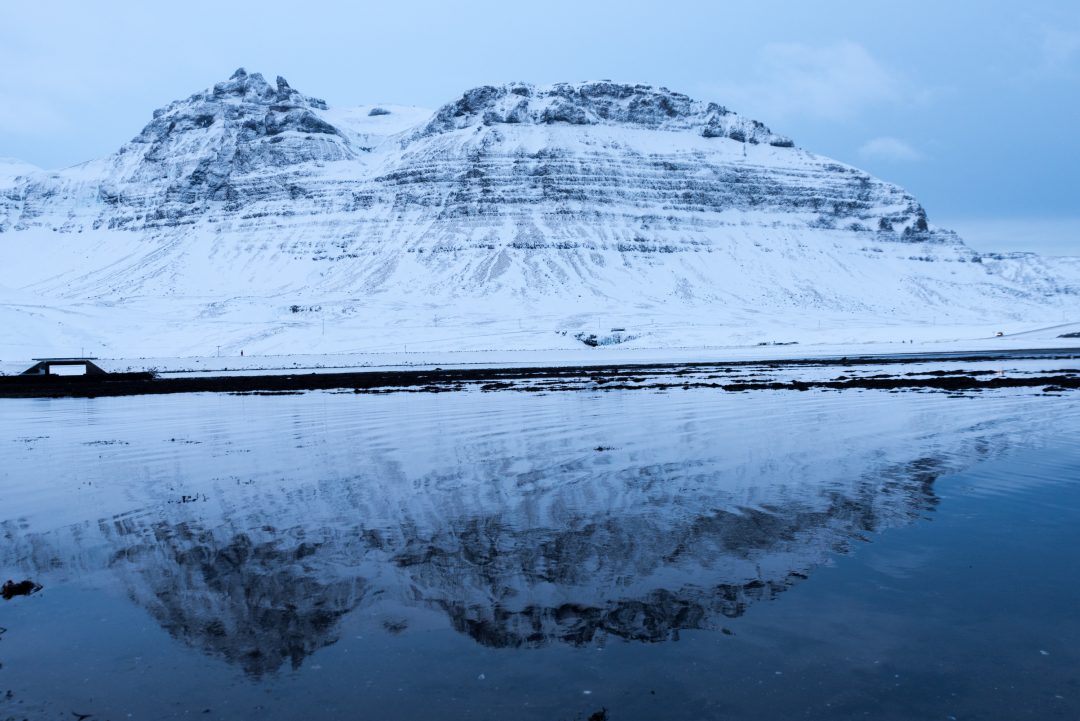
707, 42, 913, 122
858, 137, 923, 162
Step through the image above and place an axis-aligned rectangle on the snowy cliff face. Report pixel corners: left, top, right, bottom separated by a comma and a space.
102, 69, 351, 216
0, 69, 1076, 357
4, 69, 356, 232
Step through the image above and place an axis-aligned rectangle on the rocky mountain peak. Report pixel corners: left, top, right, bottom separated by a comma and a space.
417, 81, 794, 147
143, 68, 332, 133
200, 68, 325, 111
100, 69, 352, 213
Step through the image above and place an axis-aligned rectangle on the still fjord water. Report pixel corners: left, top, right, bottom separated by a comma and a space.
1, 387, 1077, 720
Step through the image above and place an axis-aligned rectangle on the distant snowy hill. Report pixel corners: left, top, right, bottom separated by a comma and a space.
1, 68, 1077, 359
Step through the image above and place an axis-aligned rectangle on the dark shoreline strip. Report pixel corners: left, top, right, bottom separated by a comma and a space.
0, 349, 1077, 399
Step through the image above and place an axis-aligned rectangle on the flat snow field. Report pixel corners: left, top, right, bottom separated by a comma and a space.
2, 320, 1078, 377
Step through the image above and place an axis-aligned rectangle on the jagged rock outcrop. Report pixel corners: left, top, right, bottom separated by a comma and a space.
103, 68, 352, 225
416, 81, 793, 147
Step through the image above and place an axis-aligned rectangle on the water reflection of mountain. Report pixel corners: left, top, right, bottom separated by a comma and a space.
387, 455, 943, 648
8, 457, 948, 670
112, 523, 367, 676
0, 391, 1048, 674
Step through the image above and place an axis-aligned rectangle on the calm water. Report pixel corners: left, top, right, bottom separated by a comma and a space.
1, 387, 1078, 720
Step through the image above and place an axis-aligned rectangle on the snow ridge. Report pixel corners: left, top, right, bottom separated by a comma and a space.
415, 81, 794, 147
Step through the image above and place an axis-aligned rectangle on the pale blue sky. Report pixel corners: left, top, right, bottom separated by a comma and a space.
2, 0, 1077, 254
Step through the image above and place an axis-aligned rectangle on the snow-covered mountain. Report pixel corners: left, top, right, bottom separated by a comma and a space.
1, 68, 1077, 358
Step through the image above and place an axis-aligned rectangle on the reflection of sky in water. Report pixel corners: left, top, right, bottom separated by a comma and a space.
1, 388, 1078, 720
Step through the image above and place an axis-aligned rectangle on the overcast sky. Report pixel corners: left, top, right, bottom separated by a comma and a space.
2, 0, 1077, 254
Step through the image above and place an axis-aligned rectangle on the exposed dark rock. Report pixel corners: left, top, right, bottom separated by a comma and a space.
417, 81, 793, 147
2, 579, 42, 599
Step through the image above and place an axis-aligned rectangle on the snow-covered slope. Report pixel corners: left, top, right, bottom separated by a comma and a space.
1, 69, 1077, 358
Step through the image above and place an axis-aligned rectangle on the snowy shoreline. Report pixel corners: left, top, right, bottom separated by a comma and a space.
2, 346, 1077, 399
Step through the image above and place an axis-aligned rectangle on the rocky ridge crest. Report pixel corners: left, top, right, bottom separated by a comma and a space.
416, 80, 794, 147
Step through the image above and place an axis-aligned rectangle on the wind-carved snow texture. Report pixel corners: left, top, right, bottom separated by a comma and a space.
0, 69, 1077, 357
